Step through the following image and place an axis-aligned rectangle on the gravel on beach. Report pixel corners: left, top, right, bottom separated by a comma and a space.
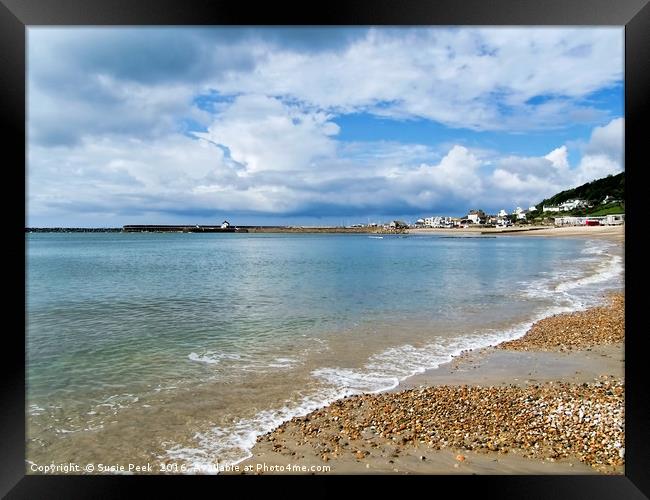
497, 293, 624, 352
258, 378, 624, 472
254, 293, 625, 473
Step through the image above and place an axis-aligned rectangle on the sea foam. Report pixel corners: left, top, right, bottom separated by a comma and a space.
165, 239, 623, 472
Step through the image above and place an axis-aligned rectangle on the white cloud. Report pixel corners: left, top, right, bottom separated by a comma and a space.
26, 28, 625, 224
574, 154, 623, 186
585, 117, 624, 162
195, 95, 339, 173
485, 120, 623, 206
411, 146, 483, 198
209, 27, 622, 131
28, 134, 235, 217
27, 116, 624, 225
544, 146, 570, 170
31, 27, 621, 145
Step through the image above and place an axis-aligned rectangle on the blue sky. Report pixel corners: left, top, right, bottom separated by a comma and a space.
27, 27, 624, 227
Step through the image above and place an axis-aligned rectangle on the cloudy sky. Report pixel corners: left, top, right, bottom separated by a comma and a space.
27, 27, 624, 227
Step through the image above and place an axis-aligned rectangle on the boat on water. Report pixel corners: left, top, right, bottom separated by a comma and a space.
368, 236, 384, 239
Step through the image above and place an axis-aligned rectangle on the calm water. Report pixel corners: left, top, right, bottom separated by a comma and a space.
26, 232, 623, 471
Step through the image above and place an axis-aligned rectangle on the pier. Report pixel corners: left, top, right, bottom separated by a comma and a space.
122, 225, 244, 233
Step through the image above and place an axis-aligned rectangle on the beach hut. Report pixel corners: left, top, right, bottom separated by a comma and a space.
606, 214, 625, 225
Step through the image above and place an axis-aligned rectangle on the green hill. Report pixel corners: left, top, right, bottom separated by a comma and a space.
537, 172, 624, 208
525, 172, 625, 221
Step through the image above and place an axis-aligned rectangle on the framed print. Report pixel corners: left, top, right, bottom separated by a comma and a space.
3, 0, 649, 497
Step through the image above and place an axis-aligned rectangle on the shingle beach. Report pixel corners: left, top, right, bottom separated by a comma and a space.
236, 290, 625, 475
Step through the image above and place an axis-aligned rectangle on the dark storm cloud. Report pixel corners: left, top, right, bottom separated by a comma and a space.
29, 28, 257, 85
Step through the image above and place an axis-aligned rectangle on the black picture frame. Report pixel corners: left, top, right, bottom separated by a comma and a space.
3, 0, 648, 497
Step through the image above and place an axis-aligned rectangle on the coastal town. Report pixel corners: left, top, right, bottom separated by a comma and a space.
343, 196, 625, 234
348, 172, 625, 232
353, 200, 625, 233
24, 204, 625, 234
349, 172, 625, 232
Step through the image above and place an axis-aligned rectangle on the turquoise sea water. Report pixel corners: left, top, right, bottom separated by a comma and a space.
26, 232, 623, 471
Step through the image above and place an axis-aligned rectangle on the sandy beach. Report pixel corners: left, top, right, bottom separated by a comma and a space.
412, 224, 624, 242
232, 284, 625, 475
230, 225, 625, 475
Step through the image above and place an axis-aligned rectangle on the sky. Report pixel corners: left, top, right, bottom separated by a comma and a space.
27, 27, 624, 227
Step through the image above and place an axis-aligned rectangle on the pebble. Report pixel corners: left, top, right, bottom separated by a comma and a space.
498, 293, 624, 352
256, 294, 625, 473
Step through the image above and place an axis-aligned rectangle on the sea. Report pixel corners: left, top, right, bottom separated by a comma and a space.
25, 232, 624, 473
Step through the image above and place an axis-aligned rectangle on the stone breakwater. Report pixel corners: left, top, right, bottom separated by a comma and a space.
497, 293, 624, 352
257, 378, 624, 472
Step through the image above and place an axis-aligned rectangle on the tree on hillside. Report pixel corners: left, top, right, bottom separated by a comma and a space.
537, 172, 624, 208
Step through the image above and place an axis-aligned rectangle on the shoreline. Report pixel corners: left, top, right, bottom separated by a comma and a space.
233, 289, 625, 475
26, 225, 625, 475
26, 224, 625, 239
411, 224, 624, 242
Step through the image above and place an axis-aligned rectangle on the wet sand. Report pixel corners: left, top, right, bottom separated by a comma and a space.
397, 343, 623, 390
234, 292, 624, 475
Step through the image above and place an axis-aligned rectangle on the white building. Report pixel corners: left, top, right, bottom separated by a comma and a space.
602, 196, 611, 205
605, 214, 625, 225
602, 195, 619, 205
554, 216, 585, 226
513, 207, 528, 220
423, 216, 453, 228
554, 216, 609, 226
467, 210, 486, 224
561, 199, 587, 211
221, 220, 231, 229
543, 199, 588, 212
498, 209, 508, 218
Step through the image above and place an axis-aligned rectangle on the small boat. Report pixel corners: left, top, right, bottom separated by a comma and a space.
368, 236, 384, 239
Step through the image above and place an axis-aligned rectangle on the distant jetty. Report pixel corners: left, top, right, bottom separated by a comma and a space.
26, 225, 384, 234
122, 225, 243, 233
122, 225, 380, 233
25, 227, 122, 233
